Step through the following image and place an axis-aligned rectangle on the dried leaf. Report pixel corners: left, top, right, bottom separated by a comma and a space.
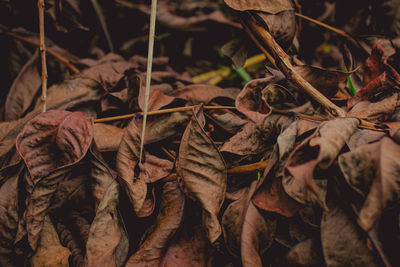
94, 123, 124, 152
169, 84, 239, 105
125, 180, 185, 266
177, 106, 227, 243
5, 52, 40, 121
224, 0, 293, 14
241, 203, 277, 267
321, 199, 380, 267
16, 110, 93, 250
30, 216, 70, 267
339, 137, 400, 232
284, 118, 359, 206
235, 76, 282, 124
85, 181, 128, 267
116, 119, 147, 214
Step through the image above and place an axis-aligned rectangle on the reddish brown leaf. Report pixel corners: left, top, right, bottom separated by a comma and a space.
15, 110, 93, 250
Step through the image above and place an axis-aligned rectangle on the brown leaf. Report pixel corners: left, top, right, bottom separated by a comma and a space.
161, 224, 211, 266
81, 60, 135, 91
285, 238, 324, 266
5, 52, 41, 121
15, 110, 93, 250
169, 84, 239, 105
255, 11, 296, 49
0, 174, 22, 266
125, 180, 185, 266
321, 199, 380, 267
295, 64, 354, 99
221, 114, 292, 156
339, 137, 400, 232
241, 203, 277, 267
138, 2, 240, 32
235, 76, 281, 124
30, 216, 70, 267
252, 178, 300, 217
138, 154, 173, 183
116, 119, 147, 214
224, 0, 293, 14
348, 93, 398, 121
94, 123, 124, 152
139, 88, 175, 112
85, 181, 128, 267
177, 106, 227, 243
284, 118, 360, 206
252, 121, 300, 217
141, 111, 191, 145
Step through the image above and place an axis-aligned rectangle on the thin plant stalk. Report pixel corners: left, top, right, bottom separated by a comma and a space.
38, 0, 47, 112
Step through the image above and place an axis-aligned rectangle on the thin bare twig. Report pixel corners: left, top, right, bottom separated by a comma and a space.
164, 159, 269, 182
91, 0, 114, 52
1, 31, 80, 74
294, 12, 352, 39
93, 105, 236, 123
38, 0, 47, 112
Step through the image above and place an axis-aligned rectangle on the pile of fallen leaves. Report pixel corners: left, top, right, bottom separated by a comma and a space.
1, 0, 400, 266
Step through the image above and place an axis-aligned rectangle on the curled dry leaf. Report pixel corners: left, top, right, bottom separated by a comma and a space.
116, 119, 147, 214
339, 137, 400, 232
236, 77, 277, 124
224, 0, 293, 14
177, 106, 227, 243
241, 203, 277, 267
16, 110, 93, 250
284, 118, 360, 207
255, 11, 296, 49
30, 216, 70, 267
85, 181, 128, 267
125, 180, 185, 266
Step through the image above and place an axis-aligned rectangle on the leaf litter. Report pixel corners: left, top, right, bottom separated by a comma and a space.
1, 0, 400, 266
